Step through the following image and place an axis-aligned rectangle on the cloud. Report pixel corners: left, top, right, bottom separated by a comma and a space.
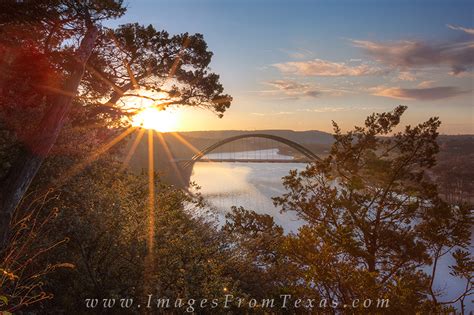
266, 80, 307, 91
397, 71, 417, 81
265, 80, 321, 98
304, 90, 320, 97
417, 80, 435, 88
371, 85, 468, 100
273, 58, 386, 76
447, 24, 474, 35
280, 48, 314, 60
352, 38, 474, 75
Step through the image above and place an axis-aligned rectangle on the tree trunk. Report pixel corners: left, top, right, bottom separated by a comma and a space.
0, 24, 99, 247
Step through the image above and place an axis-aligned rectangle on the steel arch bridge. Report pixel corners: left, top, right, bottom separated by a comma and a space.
182, 133, 321, 169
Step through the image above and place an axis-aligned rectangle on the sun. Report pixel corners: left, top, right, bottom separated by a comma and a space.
120, 88, 180, 132
131, 107, 179, 132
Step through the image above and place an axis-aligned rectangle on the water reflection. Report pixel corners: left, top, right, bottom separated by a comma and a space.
191, 161, 305, 232
190, 149, 471, 311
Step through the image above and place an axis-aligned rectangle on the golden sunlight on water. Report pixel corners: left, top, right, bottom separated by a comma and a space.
190, 158, 306, 231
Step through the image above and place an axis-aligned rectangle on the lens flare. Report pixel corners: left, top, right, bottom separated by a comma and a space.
132, 107, 179, 132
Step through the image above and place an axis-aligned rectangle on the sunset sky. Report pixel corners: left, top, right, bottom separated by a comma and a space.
108, 0, 473, 134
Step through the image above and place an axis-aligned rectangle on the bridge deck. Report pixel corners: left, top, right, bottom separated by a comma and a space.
177, 159, 312, 163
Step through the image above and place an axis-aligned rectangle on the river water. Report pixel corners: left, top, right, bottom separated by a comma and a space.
190, 149, 306, 231
190, 149, 472, 311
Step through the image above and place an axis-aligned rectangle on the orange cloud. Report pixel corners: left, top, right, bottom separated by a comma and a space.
273, 59, 386, 77
371, 85, 468, 100
265, 80, 321, 98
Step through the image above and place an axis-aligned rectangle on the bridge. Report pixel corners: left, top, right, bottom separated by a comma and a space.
145, 133, 320, 187
180, 133, 321, 170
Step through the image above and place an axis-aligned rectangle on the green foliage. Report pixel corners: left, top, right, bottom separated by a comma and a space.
30, 156, 237, 313
225, 107, 473, 313
223, 207, 304, 311
0, 0, 233, 215
88, 22, 232, 120
0, 0, 233, 309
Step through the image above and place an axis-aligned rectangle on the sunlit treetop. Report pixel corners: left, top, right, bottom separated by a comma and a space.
88, 23, 232, 121
0, 1, 232, 129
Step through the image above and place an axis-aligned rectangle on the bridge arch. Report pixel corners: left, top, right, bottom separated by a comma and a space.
183, 133, 321, 169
